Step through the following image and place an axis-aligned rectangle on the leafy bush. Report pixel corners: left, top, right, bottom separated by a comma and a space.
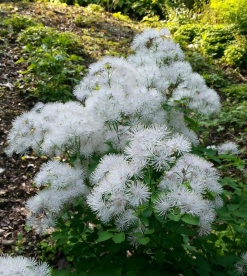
173, 23, 203, 44
16, 26, 86, 102
223, 36, 247, 68
198, 24, 235, 58
209, 0, 247, 35
6, 28, 247, 275
60, 0, 173, 19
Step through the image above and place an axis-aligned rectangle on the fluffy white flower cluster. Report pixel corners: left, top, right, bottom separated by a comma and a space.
5, 28, 223, 239
6, 28, 220, 157
26, 160, 89, 233
0, 255, 50, 276
88, 125, 221, 237
157, 153, 223, 235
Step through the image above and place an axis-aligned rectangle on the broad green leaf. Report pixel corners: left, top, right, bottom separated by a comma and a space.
232, 224, 247, 234
217, 207, 232, 220
167, 213, 181, 221
233, 208, 247, 218
155, 249, 165, 264
142, 208, 152, 217
134, 232, 143, 237
239, 200, 247, 209
138, 237, 150, 245
112, 232, 125, 243
97, 231, 113, 242
144, 229, 154, 235
227, 204, 239, 211
182, 214, 199, 225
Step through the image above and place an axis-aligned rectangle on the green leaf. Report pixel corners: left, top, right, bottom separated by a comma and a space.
239, 200, 247, 209
233, 208, 247, 218
112, 232, 125, 243
217, 207, 232, 220
134, 232, 143, 237
144, 229, 154, 235
227, 204, 239, 212
138, 237, 150, 245
97, 231, 113, 242
155, 249, 165, 264
181, 215, 199, 225
232, 224, 247, 234
142, 208, 152, 217
167, 213, 181, 221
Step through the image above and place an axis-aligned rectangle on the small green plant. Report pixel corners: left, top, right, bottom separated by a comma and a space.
1, 14, 39, 33
16, 26, 86, 102
74, 14, 101, 28
112, 11, 131, 22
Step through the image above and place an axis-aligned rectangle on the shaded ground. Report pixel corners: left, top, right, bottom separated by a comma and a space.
0, 0, 139, 260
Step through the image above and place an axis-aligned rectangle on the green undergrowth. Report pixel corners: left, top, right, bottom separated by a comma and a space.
0, 2, 141, 102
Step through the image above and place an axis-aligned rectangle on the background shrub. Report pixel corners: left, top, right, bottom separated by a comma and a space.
198, 24, 235, 58
209, 0, 247, 35
223, 36, 247, 68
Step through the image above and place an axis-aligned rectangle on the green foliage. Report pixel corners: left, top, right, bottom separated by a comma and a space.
198, 25, 235, 58
223, 36, 247, 68
173, 23, 203, 44
57, 0, 174, 20
221, 83, 247, 102
209, 0, 247, 35
112, 12, 131, 22
1, 14, 39, 32
202, 72, 229, 90
74, 14, 102, 27
16, 26, 86, 102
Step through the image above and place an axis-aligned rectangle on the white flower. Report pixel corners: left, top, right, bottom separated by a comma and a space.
154, 193, 174, 217
0, 168, 5, 174
217, 141, 239, 155
115, 209, 138, 231
0, 255, 51, 276
206, 145, 217, 150
126, 181, 151, 207
26, 161, 88, 233
235, 262, 247, 276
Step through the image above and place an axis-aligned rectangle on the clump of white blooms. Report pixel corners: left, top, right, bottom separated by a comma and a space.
0, 255, 51, 276
217, 141, 239, 155
88, 125, 221, 236
6, 28, 220, 157
0, 167, 5, 174
235, 252, 247, 275
26, 160, 89, 234
5, 29, 223, 242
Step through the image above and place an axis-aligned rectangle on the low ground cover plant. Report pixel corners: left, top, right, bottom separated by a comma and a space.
4, 28, 247, 275
16, 26, 86, 102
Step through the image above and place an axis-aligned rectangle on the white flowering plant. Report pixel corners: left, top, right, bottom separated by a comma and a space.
6, 28, 247, 275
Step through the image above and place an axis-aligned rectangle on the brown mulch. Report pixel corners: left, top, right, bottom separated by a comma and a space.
0, 0, 137, 260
